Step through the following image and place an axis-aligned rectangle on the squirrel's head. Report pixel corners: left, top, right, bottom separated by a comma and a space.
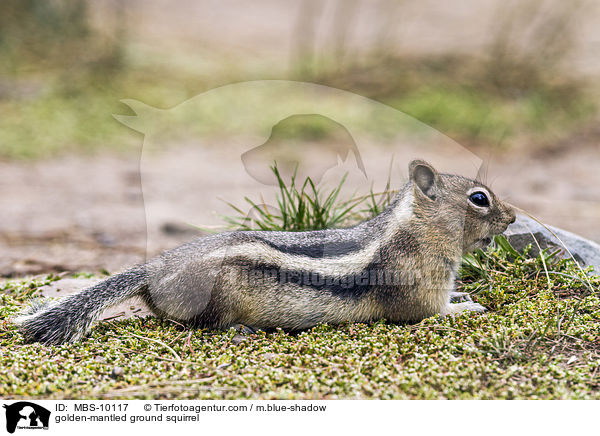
408, 159, 516, 253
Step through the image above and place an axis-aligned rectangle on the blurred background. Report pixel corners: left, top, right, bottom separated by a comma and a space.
1, 0, 599, 277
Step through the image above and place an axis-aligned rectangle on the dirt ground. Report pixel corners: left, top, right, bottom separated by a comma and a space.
1, 133, 598, 279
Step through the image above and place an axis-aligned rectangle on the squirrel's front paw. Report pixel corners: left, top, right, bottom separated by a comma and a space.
449, 291, 473, 304
442, 301, 486, 316
463, 301, 486, 313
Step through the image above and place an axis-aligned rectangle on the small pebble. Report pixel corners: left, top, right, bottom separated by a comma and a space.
111, 366, 124, 378
231, 334, 247, 345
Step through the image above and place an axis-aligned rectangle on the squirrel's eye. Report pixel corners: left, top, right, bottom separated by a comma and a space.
469, 191, 489, 207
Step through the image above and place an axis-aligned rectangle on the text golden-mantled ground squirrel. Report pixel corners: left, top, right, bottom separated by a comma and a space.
15, 159, 516, 344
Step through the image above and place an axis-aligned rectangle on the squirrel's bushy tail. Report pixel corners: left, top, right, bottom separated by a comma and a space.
14, 267, 149, 345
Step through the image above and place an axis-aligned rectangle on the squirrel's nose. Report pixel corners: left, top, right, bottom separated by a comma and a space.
509, 212, 516, 224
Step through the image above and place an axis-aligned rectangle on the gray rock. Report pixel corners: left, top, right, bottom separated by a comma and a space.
504, 214, 600, 273
231, 334, 248, 345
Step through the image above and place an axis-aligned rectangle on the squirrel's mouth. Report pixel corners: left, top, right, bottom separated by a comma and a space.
479, 237, 492, 246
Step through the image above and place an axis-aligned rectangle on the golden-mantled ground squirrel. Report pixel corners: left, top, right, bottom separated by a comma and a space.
15, 159, 516, 344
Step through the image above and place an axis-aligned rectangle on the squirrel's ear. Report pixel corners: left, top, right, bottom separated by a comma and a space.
409, 160, 440, 200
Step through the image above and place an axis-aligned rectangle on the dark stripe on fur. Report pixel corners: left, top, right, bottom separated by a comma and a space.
255, 237, 362, 259
244, 261, 413, 299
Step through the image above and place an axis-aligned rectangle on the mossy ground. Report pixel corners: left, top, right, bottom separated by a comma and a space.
1, 241, 598, 400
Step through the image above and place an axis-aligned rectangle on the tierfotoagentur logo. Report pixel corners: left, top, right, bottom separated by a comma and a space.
2, 402, 50, 434
238, 263, 453, 289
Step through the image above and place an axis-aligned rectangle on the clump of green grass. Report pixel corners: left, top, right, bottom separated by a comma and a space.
222, 163, 396, 231
461, 234, 597, 302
